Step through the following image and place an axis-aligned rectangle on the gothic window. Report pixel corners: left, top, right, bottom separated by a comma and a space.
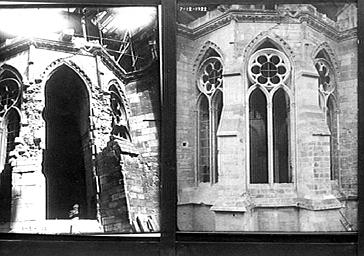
109, 82, 131, 141
197, 95, 209, 183
197, 55, 223, 184
0, 68, 21, 173
0, 72, 21, 117
0, 67, 21, 222
247, 48, 291, 184
314, 54, 338, 180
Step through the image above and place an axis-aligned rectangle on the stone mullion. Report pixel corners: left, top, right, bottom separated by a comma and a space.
336, 109, 341, 186
195, 101, 200, 185
208, 97, 214, 185
246, 90, 251, 187
267, 96, 274, 185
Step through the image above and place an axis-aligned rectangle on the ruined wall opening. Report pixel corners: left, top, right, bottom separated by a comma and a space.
44, 65, 95, 219
109, 83, 131, 141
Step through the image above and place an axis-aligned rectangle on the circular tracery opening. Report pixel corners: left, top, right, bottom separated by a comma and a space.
248, 48, 290, 87
198, 57, 223, 95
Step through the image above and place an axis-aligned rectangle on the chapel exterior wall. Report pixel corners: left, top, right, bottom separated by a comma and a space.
176, 4, 357, 231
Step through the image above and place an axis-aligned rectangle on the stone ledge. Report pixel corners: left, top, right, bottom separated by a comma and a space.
210, 206, 248, 212
296, 195, 342, 210
178, 184, 344, 212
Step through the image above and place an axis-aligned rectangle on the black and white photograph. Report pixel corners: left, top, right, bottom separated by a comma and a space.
176, 3, 358, 232
0, 6, 161, 234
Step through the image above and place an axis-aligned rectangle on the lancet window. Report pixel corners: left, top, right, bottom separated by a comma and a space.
314, 51, 338, 180
109, 82, 131, 141
247, 46, 292, 184
196, 50, 223, 184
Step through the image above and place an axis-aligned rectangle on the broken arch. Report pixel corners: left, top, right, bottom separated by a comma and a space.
43, 65, 96, 219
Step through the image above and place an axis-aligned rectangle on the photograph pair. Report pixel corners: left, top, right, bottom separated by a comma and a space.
0, 2, 358, 234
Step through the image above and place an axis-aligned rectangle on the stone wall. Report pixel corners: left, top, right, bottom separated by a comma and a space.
176, 5, 358, 231
0, 39, 160, 233
97, 68, 160, 233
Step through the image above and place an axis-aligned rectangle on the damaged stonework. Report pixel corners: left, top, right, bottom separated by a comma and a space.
98, 137, 159, 233
0, 22, 160, 233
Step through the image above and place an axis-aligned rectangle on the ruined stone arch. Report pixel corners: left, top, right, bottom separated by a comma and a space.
40, 59, 93, 101
41, 61, 97, 219
192, 40, 224, 76
107, 79, 132, 141
107, 79, 131, 117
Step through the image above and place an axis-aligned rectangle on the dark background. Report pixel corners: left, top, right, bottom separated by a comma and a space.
0, 0, 362, 255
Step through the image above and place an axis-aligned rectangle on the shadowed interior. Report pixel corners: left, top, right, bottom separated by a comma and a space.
43, 65, 95, 219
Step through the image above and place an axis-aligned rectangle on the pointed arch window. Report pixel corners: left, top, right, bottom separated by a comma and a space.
314, 55, 338, 180
0, 67, 22, 222
197, 56, 223, 184
247, 48, 292, 184
108, 82, 131, 141
0, 68, 22, 174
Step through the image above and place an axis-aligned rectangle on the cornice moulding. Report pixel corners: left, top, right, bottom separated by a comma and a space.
0, 38, 157, 83
177, 9, 356, 42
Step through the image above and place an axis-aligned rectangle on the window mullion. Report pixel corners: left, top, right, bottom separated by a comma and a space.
209, 100, 214, 185
267, 96, 274, 185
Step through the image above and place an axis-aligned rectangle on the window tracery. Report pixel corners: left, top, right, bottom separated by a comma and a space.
315, 58, 336, 109
0, 77, 21, 117
0, 68, 22, 177
196, 55, 223, 184
247, 48, 292, 184
198, 57, 223, 95
108, 83, 131, 141
314, 54, 338, 180
248, 49, 290, 88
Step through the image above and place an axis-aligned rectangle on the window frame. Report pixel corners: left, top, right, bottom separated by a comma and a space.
196, 56, 223, 185
246, 47, 295, 186
314, 57, 340, 181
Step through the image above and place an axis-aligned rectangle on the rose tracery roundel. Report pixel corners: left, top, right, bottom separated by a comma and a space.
315, 59, 335, 93
198, 57, 223, 95
0, 78, 21, 116
248, 49, 290, 87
